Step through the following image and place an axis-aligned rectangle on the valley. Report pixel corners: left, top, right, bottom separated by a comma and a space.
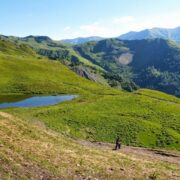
0, 34, 179, 179
1, 1, 180, 179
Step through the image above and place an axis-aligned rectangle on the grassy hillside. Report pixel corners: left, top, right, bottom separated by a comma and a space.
0, 40, 115, 95
0, 35, 138, 90
9, 89, 180, 151
2, 35, 180, 96
0, 36, 180, 179
0, 54, 110, 95
0, 38, 179, 151
1, 112, 179, 179
0, 35, 103, 70
0, 38, 36, 57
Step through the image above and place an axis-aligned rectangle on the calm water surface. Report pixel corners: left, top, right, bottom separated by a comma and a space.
0, 95, 77, 108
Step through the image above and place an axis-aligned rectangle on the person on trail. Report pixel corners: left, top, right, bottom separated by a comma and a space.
115, 136, 121, 150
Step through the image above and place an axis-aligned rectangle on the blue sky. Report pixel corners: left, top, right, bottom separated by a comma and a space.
0, 0, 180, 39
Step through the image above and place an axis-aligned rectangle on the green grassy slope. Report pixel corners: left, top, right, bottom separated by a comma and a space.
0, 54, 110, 95
2, 35, 103, 70
1, 35, 110, 86
10, 89, 180, 150
0, 38, 180, 151
1, 112, 179, 179
0, 35, 139, 91
0, 40, 115, 95
0, 38, 36, 56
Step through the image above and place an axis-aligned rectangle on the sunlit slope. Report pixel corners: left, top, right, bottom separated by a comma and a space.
0, 39, 116, 95
10, 88, 180, 150
0, 38, 180, 150
0, 35, 103, 70
0, 38, 36, 56
0, 112, 179, 179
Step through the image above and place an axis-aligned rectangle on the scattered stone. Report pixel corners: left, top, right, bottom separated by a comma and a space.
0, 144, 4, 147
23, 162, 29, 167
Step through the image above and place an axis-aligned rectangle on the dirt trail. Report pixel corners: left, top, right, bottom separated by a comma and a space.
77, 140, 180, 165
1, 111, 179, 165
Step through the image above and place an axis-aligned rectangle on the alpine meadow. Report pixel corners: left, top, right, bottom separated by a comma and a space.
0, 0, 180, 179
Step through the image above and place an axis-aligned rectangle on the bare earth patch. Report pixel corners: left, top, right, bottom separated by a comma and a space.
77, 140, 180, 165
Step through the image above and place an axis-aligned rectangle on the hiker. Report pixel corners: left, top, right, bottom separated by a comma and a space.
115, 136, 121, 150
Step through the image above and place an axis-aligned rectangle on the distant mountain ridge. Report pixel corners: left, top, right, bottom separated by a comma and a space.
119, 26, 180, 44
61, 36, 105, 45
60, 26, 180, 45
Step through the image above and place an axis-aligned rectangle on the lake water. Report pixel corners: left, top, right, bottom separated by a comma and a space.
0, 95, 77, 108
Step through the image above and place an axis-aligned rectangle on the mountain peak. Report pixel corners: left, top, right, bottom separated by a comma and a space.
118, 26, 180, 44
23, 35, 52, 42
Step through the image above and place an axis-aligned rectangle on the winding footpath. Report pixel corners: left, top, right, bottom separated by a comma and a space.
1, 111, 180, 166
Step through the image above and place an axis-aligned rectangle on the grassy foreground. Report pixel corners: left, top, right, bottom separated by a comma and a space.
0, 39, 179, 150
9, 89, 180, 151
0, 112, 179, 179
0, 38, 180, 179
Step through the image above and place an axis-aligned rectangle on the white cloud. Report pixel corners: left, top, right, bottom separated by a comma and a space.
77, 13, 180, 38
113, 16, 135, 24
122, 12, 180, 32
57, 12, 180, 39
79, 22, 113, 37
64, 26, 71, 31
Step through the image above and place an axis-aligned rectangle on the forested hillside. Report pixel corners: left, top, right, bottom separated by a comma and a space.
75, 38, 180, 97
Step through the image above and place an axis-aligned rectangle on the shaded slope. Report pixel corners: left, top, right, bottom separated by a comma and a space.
75, 38, 180, 96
